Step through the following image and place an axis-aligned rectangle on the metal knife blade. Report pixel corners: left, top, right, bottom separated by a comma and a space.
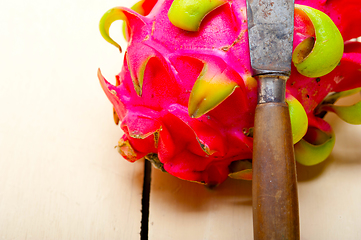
247, 0, 294, 76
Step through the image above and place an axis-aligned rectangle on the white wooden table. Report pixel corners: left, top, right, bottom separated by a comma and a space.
1, 0, 361, 239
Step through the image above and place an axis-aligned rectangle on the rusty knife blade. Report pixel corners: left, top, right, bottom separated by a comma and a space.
247, 0, 294, 76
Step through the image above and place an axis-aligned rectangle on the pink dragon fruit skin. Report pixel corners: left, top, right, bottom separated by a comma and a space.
98, 0, 361, 185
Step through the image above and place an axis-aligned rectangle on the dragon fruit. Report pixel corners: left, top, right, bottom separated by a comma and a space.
98, 0, 361, 185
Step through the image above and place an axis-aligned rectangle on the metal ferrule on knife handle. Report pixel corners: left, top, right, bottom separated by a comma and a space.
257, 75, 287, 104
247, 0, 300, 239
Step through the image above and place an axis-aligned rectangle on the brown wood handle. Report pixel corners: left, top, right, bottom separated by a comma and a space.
252, 102, 300, 240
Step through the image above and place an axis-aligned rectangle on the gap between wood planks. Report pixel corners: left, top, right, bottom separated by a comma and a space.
141, 160, 152, 240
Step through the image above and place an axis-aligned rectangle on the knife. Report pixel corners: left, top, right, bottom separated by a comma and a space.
246, 0, 300, 239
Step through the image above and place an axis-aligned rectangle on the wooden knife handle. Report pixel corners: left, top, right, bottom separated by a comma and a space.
252, 102, 300, 240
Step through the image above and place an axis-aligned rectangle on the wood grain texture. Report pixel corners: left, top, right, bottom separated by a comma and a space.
148, 173, 253, 240
1, 0, 361, 239
0, 0, 143, 239
149, 94, 361, 240
252, 103, 299, 240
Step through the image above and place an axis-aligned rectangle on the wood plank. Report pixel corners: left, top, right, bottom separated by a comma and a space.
0, 0, 143, 239
149, 95, 361, 239
296, 94, 361, 240
149, 171, 253, 239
